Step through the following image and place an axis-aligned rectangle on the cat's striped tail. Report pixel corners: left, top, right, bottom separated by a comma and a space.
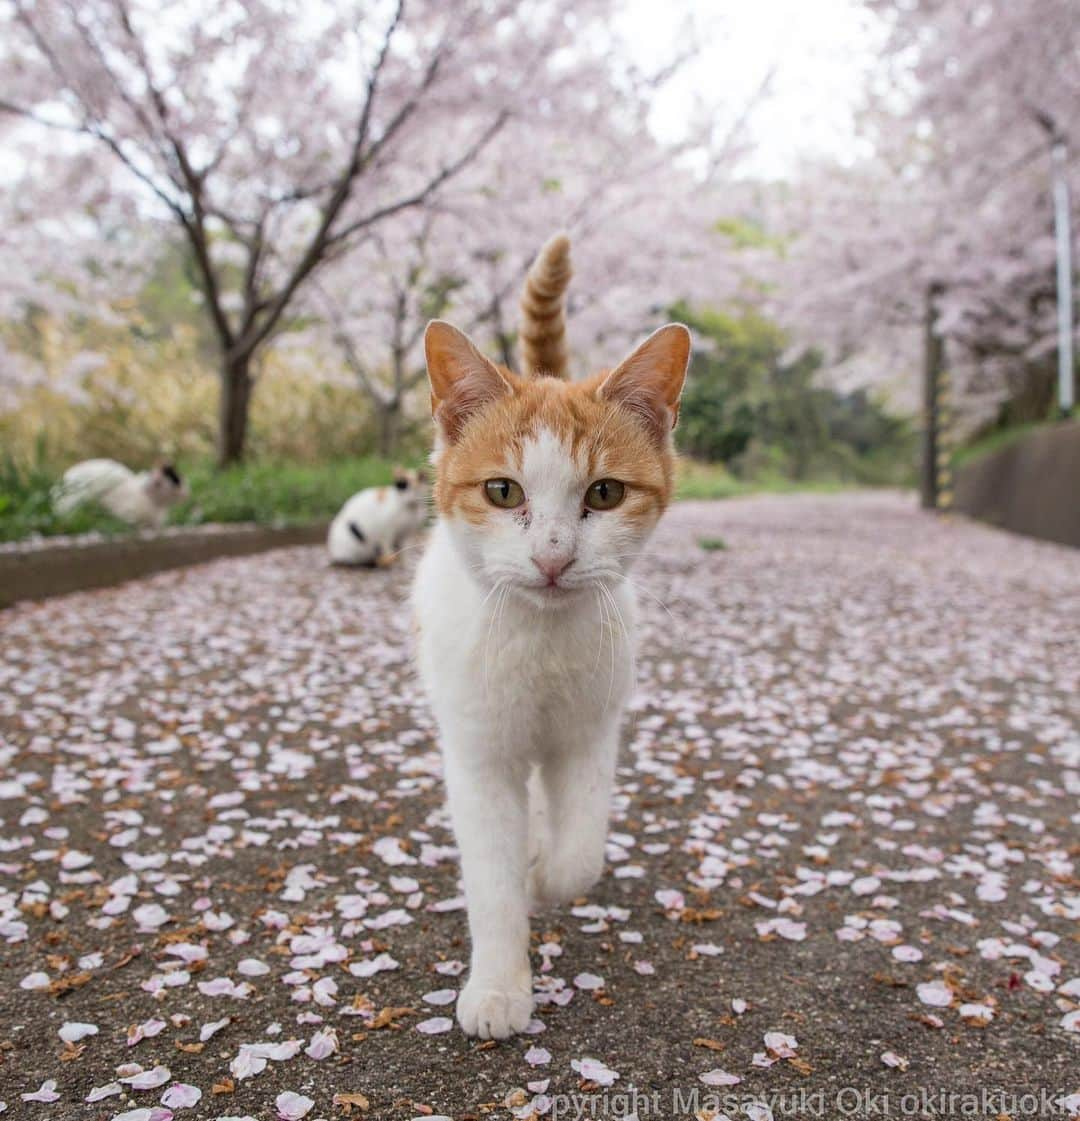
519, 233, 572, 378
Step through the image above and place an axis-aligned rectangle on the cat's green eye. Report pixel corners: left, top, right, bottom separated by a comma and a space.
584, 478, 625, 511
484, 478, 526, 509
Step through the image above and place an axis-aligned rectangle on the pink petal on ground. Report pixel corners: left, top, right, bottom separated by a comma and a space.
916, 980, 953, 1008
21, 1080, 61, 1103
416, 1017, 453, 1034
525, 1046, 551, 1066
304, 1028, 338, 1059
573, 972, 605, 991
570, 1057, 619, 1086
764, 1031, 798, 1058
160, 1084, 202, 1109
275, 1091, 315, 1120
86, 1083, 123, 1102
199, 1018, 231, 1041
121, 1066, 171, 1090
654, 889, 685, 913
59, 1021, 99, 1042
349, 952, 399, 978
700, 1069, 742, 1087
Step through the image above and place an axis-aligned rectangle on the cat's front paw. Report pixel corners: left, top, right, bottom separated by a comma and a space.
457, 979, 534, 1040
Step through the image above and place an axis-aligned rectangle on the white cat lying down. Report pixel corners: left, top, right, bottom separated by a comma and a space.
54, 459, 187, 528
327, 468, 429, 567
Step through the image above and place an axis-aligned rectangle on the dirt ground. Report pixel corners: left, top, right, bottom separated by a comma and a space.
1, 493, 1077, 1121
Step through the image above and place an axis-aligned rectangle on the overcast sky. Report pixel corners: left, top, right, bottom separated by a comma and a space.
0, 0, 883, 186
618, 0, 884, 178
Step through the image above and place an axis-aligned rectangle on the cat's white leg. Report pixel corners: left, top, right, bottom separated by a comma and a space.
443, 742, 534, 1039
528, 719, 620, 909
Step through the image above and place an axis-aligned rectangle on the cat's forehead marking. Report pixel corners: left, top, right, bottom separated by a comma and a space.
520, 426, 586, 490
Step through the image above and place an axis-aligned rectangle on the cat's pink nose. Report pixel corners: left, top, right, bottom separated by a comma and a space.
532, 553, 574, 585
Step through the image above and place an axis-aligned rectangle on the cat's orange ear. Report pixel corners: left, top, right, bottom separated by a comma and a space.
424, 320, 512, 442
598, 324, 691, 440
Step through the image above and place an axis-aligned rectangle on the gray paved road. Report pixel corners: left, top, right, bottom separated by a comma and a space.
1, 494, 1077, 1120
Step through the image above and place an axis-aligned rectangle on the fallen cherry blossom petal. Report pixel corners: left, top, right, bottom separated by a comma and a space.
916, 980, 954, 1008
22, 1080, 60, 1103
699, 1069, 742, 1087
275, 1091, 315, 1120
120, 1066, 171, 1090
570, 1057, 619, 1086
160, 1084, 201, 1109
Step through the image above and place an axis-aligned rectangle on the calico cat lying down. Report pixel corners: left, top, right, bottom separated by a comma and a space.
412, 234, 690, 1039
327, 468, 429, 567
53, 459, 187, 528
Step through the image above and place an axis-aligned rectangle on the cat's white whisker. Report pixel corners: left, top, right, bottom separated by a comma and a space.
622, 575, 679, 627
482, 580, 510, 697
597, 581, 627, 713
591, 585, 610, 679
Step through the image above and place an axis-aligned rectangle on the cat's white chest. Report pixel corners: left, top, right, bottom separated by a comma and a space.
412, 521, 635, 753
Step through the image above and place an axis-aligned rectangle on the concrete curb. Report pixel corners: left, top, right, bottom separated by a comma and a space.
0, 522, 329, 609
954, 420, 1080, 549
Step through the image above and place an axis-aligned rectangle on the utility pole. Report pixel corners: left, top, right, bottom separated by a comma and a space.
1051, 135, 1075, 414
1035, 109, 1075, 415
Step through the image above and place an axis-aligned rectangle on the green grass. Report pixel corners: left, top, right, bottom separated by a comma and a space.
173, 458, 397, 528
1, 453, 864, 545
674, 459, 851, 501
698, 536, 728, 551
0, 456, 401, 543
952, 421, 1052, 469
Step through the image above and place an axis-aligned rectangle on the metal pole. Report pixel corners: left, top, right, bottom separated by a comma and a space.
1052, 138, 1075, 414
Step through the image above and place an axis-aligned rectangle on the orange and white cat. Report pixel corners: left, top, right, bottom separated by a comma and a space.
412, 234, 689, 1039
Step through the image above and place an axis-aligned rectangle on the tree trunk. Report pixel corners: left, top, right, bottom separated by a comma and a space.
495, 331, 515, 371
217, 352, 254, 467
921, 284, 946, 510
1002, 358, 1056, 425
376, 400, 401, 459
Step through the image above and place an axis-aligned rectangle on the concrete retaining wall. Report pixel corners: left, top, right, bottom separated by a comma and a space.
954, 421, 1080, 548
0, 522, 328, 609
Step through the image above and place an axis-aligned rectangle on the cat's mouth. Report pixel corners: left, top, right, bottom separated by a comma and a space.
513, 578, 585, 606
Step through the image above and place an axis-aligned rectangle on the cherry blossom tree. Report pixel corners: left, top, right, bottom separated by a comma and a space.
0, 120, 150, 410
779, 0, 1080, 429
305, 210, 464, 457
305, 71, 762, 456
1, 0, 640, 464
